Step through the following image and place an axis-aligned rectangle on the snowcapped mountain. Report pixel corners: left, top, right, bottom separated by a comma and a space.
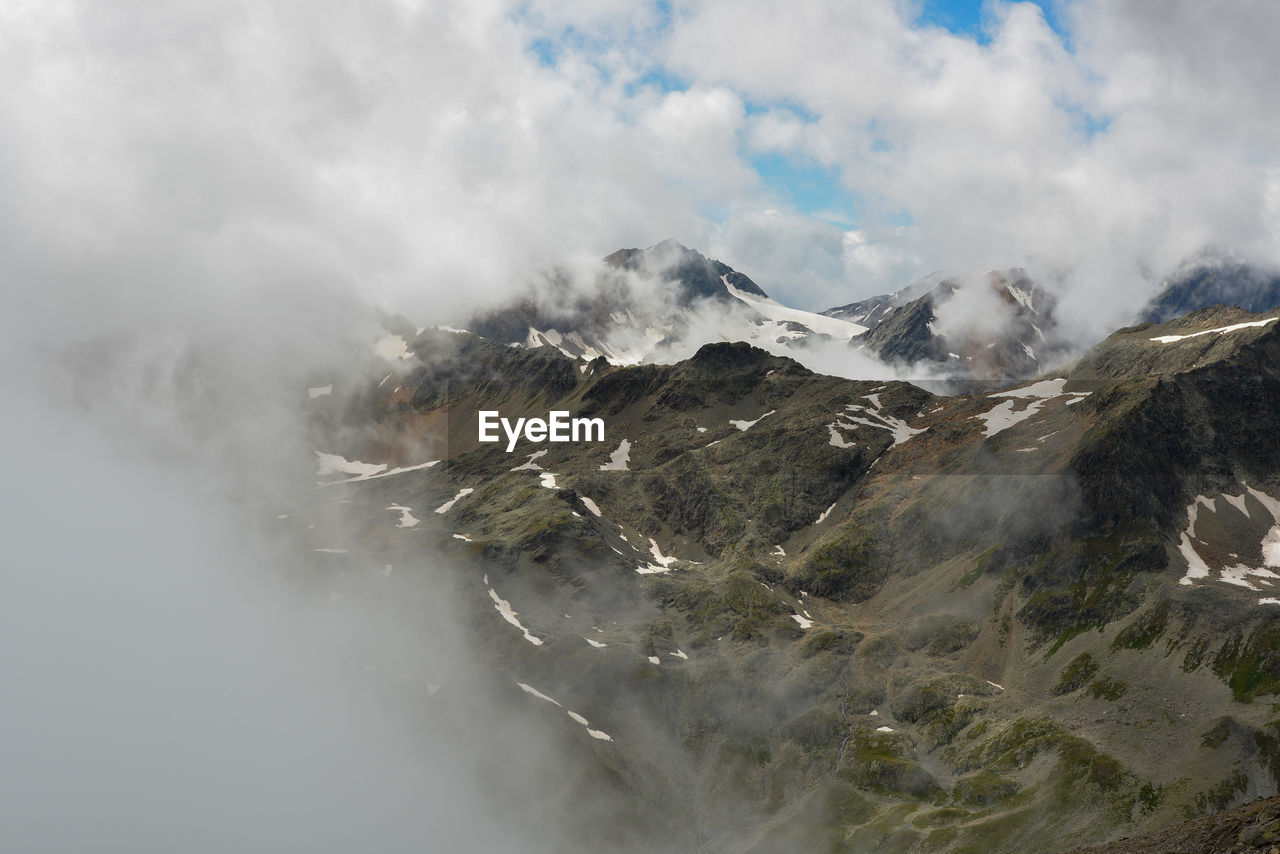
827, 268, 1067, 382
472, 242, 1079, 386
467, 240, 866, 366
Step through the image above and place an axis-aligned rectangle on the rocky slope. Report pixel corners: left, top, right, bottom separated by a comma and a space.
280, 302, 1280, 852
1068, 796, 1280, 854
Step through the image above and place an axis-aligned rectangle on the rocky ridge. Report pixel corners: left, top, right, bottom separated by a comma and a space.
283, 302, 1280, 852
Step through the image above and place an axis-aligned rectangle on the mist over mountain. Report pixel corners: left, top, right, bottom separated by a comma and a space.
467, 239, 872, 369
10, 1, 1280, 852
152, 296, 1280, 853
470, 240, 1280, 389
1144, 253, 1280, 325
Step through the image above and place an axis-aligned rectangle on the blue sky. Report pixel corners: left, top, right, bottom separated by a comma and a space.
917, 0, 1065, 42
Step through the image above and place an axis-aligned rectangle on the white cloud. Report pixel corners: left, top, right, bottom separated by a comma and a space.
4, 0, 1280, 341
667, 0, 1280, 331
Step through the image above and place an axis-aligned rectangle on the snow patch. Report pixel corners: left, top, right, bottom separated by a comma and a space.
1150, 316, 1278, 343
517, 682, 560, 706
319, 459, 440, 486
434, 487, 474, 514
839, 398, 925, 446
1264, 526, 1280, 568
580, 496, 602, 517
385, 504, 420, 528
315, 451, 387, 478
635, 563, 673, 575
791, 614, 813, 629
730, 410, 775, 431
566, 711, 613, 741
490, 587, 543, 646
307, 384, 333, 398
1179, 488, 1280, 588
1178, 532, 1212, 586
1219, 565, 1280, 590
828, 424, 855, 448
648, 538, 678, 568
600, 439, 631, 471
1006, 284, 1036, 313
973, 399, 1046, 438
723, 279, 868, 338
976, 380, 1089, 429
510, 450, 547, 471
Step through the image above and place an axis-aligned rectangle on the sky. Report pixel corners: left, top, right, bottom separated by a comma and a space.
5, 0, 1280, 337
5, 0, 1280, 336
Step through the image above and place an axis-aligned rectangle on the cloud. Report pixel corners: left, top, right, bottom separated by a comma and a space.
664, 0, 1280, 331
0, 335, 566, 851
7, 0, 1280, 338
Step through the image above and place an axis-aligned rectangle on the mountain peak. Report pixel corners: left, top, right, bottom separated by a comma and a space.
600, 240, 771, 302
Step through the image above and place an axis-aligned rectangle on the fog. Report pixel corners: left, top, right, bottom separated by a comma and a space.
1, 386, 505, 852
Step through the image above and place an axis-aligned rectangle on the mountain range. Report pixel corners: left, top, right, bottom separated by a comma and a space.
469, 241, 1280, 393
57, 241, 1280, 852
275, 256, 1280, 850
